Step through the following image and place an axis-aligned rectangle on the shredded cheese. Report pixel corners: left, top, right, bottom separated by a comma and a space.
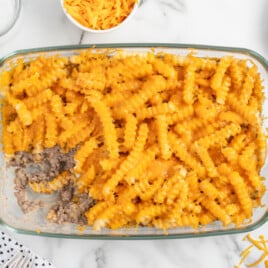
64, 0, 137, 30
236, 234, 268, 267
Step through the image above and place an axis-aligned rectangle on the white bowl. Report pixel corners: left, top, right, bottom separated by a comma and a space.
60, 0, 140, 33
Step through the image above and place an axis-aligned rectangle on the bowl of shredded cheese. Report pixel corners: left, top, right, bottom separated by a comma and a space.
61, 0, 140, 33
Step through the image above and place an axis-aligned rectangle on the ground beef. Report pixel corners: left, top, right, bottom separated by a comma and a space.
9, 146, 75, 182
8, 151, 33, 167
14, 169, 29, 190
59, 181, 75, 203
47, 182, 96, 225
10, 145, 76, 184
9, 145, 95, 222
14, 189, 42, 214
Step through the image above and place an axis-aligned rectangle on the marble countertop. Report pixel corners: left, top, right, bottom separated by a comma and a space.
1, 0, 268, 267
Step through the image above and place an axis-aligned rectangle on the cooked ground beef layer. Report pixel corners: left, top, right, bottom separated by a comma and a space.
9, 146, 95, 223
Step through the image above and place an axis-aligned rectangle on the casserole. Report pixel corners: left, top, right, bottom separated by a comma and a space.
0, 43, 268, 239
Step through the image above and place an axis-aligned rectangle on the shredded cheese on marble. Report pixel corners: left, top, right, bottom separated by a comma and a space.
236, 234, 268, 267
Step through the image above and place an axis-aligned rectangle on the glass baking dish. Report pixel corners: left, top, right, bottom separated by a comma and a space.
0, 43, 268, 239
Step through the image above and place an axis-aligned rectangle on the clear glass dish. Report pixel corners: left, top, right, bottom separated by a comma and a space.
0, 0, 21, 37
0, 43, 268, 239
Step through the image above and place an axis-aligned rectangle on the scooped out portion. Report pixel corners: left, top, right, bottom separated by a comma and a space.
9, 146, 95, 224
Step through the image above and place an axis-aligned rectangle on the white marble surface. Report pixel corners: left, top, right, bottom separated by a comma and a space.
1, 0, 268, 267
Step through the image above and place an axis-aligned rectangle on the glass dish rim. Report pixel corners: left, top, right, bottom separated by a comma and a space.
0, 42, 268, 240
